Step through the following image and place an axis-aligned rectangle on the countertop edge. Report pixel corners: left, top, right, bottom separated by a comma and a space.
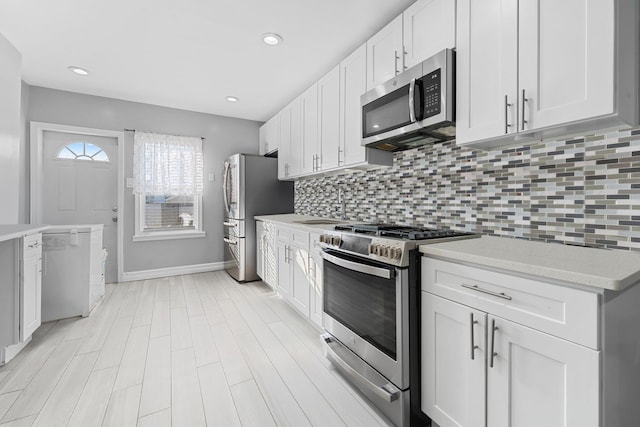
419, 243, 640, 292
0, 225, 50, 243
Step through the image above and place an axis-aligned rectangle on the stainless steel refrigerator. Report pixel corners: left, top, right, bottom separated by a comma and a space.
223, 153, 293, 282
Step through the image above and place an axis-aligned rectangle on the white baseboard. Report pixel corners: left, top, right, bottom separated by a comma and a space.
2, 336, 32, 365
121, 261, 235, 282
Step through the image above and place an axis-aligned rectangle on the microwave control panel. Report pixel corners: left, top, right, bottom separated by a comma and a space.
421, 68, 441, 119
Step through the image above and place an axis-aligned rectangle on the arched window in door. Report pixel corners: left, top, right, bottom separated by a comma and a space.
57, 141, 109, 162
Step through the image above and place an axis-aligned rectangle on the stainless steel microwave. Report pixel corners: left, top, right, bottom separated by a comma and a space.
361, 48, 455, 151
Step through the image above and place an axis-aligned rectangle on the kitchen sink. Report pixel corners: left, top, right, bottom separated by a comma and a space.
292, 219, 342, 225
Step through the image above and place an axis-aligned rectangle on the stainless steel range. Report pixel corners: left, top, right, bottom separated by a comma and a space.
319, 224, 477, 427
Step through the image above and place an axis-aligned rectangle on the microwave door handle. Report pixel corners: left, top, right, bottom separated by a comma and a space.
408, 78, 416, 123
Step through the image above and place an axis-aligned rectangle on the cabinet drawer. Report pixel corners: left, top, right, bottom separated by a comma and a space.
23, 233, 43, 256
276, 225, 309, 249
421, 257, 599, 349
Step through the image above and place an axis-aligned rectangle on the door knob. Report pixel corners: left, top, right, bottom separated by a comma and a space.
112, 207, 118, 213
112, 217, 118, 223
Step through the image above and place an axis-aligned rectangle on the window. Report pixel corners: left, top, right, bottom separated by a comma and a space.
132, 131, 204, 241
57, 141, 109, 161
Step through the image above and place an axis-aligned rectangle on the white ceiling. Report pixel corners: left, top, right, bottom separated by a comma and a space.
0, 0, 415, 122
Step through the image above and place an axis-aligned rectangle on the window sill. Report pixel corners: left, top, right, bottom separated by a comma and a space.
132, 230, 206, 242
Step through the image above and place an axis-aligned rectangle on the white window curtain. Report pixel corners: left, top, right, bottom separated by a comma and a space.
133, 131, 204, 196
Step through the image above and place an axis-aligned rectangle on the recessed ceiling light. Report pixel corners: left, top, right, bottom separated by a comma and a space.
262, 33, 283, 46
226, 96, 239, 102
67, 66, 89, 76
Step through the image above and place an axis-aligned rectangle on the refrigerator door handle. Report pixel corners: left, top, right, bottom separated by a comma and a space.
222, 161, 230, 215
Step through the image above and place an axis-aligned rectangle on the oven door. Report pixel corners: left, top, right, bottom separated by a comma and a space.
321, 249, 409, 390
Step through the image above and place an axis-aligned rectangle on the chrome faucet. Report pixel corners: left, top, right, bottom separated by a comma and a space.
338, 187, 348, 220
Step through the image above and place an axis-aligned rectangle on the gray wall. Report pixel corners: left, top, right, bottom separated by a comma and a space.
27, 86, 261, 273
0, 33, 21, 224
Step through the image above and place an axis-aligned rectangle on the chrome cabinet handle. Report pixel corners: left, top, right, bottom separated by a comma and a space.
394, 50, 399, 76
403, 49, 408, 70
223, 237, 237, 245
409, 78, 417, 123
470, 313, 479, 360
504, 95, 512, 134
462, 283, 512, 300
223, 221, 235, 227
521, 89, 528, 131
337, 147, 343, 165
28, 242, 41, 248
490, 319, 498, 368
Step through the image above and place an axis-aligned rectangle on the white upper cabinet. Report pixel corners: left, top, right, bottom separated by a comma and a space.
367, 0, 457, 90
340, 43, 367, 167
277, 107, 290, 180
287, 97, 303, 177
457, 0, 639, 148
259, 114, 279, 156
318, 64, 341, 171
300, 83, 319, 175
518, 0, 614, 131
403, 0, 456, 69
366, 15, 404, 89
455, 0, 518, 145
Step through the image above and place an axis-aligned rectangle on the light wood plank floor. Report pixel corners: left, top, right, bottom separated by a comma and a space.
0, 271, 393, 426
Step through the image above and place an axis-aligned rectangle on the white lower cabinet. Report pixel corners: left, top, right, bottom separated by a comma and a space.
308, 233, 323, 327
265, 222, 322, 327
276, 225, 312, 319
421, 257, 601, 427
21, 233, 42, 341
422, 292, 599, 427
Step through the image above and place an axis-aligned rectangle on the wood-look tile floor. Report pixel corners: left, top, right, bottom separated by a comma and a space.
0, 271, 392, 427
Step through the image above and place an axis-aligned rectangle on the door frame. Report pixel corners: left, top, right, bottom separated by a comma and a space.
30, 121, 125, 283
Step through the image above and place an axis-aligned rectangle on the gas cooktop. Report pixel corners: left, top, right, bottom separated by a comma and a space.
334, 223, 476, 241
320, 223, 479, 267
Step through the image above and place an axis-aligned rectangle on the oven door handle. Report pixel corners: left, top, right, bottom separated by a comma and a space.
320, 251, 394, 279
322, 333, 400, 403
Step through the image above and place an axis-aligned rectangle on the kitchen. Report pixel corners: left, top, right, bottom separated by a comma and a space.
1, 0, 640, 426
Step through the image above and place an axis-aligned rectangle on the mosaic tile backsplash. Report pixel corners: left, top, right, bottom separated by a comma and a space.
294, 127, 640, 251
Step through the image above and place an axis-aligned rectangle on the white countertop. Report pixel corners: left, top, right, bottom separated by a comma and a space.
254, 214, 347, 231
0, 224, 50, 243
419, 235, 640, 291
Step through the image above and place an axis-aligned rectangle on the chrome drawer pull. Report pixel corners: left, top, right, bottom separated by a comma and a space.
461, 283, 512, 300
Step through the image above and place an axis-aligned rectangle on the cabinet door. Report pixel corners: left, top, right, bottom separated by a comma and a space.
422, 293, 485, 427
366, 14, 404, 89
276, 240, 291, 300
258, 124, 267, 155
518, 0, 614, 132
487, 316, 600, 427
264, 115, 279, 155
300, 83, 318, 175
340, 43, 367, 167
308, 233, 323, 327
318, 65, 341, 171
278, 107, 291, 180
288, 97, 303, 177
21, 235, 42, 341
456, 0, 518, 146
403, 0, 456, 69
290, 246, 310, 318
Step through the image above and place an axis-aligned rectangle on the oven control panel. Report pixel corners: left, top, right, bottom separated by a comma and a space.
368, 243, 403, 261
319, 232, 407, 266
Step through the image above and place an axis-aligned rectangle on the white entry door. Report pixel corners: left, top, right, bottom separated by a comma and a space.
41, 130, 118, 283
